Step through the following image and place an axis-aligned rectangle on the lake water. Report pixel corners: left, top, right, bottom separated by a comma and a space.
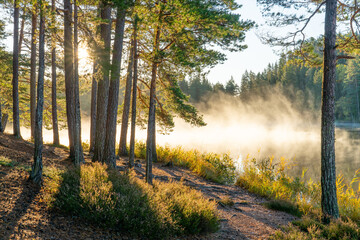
287, 128, 360, 183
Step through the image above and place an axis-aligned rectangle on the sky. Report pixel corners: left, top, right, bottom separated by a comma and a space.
207, 0, 325, 85
1, 1, 326, 85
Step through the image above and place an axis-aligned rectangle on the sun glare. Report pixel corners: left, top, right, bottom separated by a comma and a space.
78, 47, 89, 60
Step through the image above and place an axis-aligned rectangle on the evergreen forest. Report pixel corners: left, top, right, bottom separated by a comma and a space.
0, 0, 360, 239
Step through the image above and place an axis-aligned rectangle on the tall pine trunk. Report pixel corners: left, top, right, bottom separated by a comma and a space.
51, 0, 59, 145
146, 23, 161, 184
129, 17, 138, 168
18, 9, 25, 54
93, 2, 111, 163
12, 0, 21, 138
118, 40, 134, 157
90, 62, 98, 153
321, 0, 339, 222
64, 0, 74, 156
64, 0, 84, 164
73, 0, 84, 163
104, 8, 126, 166
30, 0, 45, 185
30, 9, 37, 140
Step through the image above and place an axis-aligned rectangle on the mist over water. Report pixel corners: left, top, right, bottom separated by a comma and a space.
156, 92, 360, 182
7, 91, 360, 182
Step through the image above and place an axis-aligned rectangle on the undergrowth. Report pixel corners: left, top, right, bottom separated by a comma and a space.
237, 155, 360, 239
0, 156, 31, 172
0, 156, 16, 167
271, 217, 360, 240
134, 141, 237, 184
43, 162, 219, 239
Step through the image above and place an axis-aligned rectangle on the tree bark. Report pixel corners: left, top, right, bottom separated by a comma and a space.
93, 2, 111, 163
90, 62, 98, 153
0, 102, 2, 133
118, 39, 134, 157
73, 0, 84, 163
104, 8, 126, 166
30, 0, 45, 185
30, 10, 37, 140
355, 78, 360, 121
146, 22, 161, 184
12, 0, 21, 138
129, 17, 138, 168
321, 0, 339, 222
1, 114, 8, 133
51, 0, 59, 145
18, 8, 25, 54
64, 0, 74, 156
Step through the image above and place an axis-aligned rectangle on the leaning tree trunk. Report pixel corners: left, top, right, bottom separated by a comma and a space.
90, 62, 98, 153
12, 0, 21, 138
104, 8, 126, 166
129, 17, 138, 168
93, 2, 111, 163
321, 0, 340, 222
146, 23, 161, 184
51, 0, 59, 145
73, 0, 84, 164
118, 40, 134, 157
30, 0, 45, 185
30, 9, 37, 140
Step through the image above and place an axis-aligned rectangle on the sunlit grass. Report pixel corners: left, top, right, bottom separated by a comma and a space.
134, 141, 237, 184
43, 162, 219, 239
236, 155, 360, 239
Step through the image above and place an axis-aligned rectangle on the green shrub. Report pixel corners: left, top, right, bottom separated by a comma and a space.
44, 162, 219, 239
134, 141, 147, 159
81, 141, 90, 152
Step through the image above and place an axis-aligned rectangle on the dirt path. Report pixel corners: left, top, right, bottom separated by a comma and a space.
0, 134, 295, 239
118, 158, 296, 240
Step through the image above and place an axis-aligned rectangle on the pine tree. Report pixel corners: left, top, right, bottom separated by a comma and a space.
118, 37, 134, 157
51, 0, 59, 145
30, 0, 45, 185
129, 15, 139, 168
93, 1, 111, 163
12, 0, 21, 138
104, 7, 126, 166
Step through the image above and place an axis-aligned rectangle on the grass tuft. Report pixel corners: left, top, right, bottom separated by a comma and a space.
219, 196, 235, 207
263, 199, 302, 217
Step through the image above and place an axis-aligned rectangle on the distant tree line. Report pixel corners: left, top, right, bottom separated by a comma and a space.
180, 43, 360, 123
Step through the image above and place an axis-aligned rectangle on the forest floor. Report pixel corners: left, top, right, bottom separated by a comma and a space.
0, 133, 296, 240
